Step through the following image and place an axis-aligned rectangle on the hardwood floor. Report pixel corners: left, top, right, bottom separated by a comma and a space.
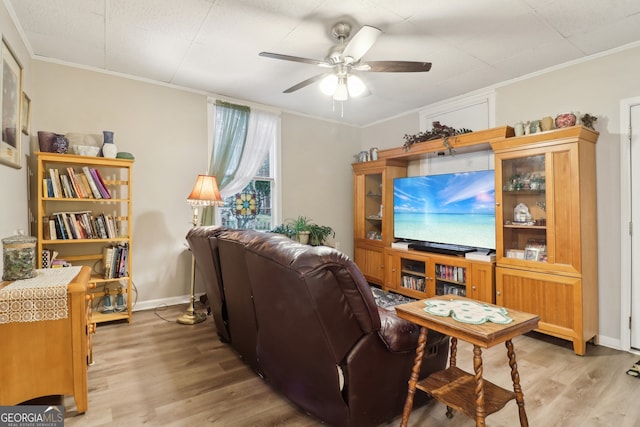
62, 304, 640, 426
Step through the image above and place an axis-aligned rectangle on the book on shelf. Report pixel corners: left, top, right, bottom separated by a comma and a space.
54, 213, 66, 240
42, 178, 54, 197
67, 167, 85, 198
78, 174, 94, 199
93, 169, 111, 198
82, 166, 103, 199
49, 218, 57, 240
42, 216, 51, 240
103, 246, 114, 279
102, 243, 129, 279
48, 168, 61, 198
90, 168, 111, 199
117, 243, 128, 277
59, 174, 75, 198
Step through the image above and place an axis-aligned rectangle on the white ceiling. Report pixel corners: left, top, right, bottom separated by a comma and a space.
6, 0, 640, 126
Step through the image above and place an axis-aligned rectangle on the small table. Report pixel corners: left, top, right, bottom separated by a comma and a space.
395, 295, 539, 427
0, 266, 91, 413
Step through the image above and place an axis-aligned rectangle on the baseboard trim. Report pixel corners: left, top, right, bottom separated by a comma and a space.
132, 293, 205, 312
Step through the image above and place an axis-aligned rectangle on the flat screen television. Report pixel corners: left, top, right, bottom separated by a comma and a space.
393, 170, 496, 250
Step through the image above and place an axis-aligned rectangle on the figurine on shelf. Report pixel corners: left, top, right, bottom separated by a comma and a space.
115, 286, 126, 312
581, 113, 598, 130
102, 288, 114, 313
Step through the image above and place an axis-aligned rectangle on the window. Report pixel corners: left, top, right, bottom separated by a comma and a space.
216, 143, 276, 231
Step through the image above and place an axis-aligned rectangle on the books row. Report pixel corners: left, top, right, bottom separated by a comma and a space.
400, 275, 426, 292
44, 166, 111, 199
103, 243, 129, 279
43, 211, 121, 240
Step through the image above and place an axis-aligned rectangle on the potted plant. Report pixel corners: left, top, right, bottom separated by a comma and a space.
271, 216, 334, 246
289, 215, 312, 244
308, 224, 335, 246
270, 223, 296, 239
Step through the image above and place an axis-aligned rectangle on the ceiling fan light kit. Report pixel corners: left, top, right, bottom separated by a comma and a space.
319, 74, 366, 99
259, 21, 432, 105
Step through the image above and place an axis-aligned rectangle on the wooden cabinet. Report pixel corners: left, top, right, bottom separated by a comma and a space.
491, 126, 598, 355
31, 152, 134, 324
384, 248, 494, 303
0, 267, 93, 412
469, 262, 495, 303
352, 159, 406, 284
354, 242, 385, 284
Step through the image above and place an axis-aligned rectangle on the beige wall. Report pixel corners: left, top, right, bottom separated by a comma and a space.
281, 113, 360, 256
0, 1, 33, 259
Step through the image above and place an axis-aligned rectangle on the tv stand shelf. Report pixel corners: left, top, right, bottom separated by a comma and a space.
384, 248, 495, 303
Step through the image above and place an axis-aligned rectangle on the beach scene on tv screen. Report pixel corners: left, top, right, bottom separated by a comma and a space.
394, 170, 496, 249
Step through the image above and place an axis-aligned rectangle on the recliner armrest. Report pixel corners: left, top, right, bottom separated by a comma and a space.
376, 306, 423, 352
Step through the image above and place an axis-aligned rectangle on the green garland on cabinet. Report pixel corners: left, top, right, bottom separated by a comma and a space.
403, 121, 473, 155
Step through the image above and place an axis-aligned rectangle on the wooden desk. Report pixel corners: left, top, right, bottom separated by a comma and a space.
0, 266, 92, 413
395, 295, 539, 427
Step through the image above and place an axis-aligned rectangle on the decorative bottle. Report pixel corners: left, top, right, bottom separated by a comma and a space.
101, 130, 118, 158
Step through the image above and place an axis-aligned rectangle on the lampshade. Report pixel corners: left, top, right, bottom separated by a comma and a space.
320, 73, 367, 101
187, 174, 224, 206
333, 77, 349, 101
347, 74, 366, 97
319, 74, 338, 96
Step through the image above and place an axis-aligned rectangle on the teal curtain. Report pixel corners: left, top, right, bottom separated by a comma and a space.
201, 100, 250, 225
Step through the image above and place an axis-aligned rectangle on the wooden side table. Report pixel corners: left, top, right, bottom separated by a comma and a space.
0, 266, 92, 413
395, 295, 539, 427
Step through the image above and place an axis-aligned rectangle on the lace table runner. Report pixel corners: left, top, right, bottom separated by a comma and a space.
0, 266, 82, 324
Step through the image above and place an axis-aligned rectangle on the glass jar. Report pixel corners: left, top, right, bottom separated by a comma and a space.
2, 231, 37, 281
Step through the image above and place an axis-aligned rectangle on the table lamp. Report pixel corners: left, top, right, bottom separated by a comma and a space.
178, 174, 224, 325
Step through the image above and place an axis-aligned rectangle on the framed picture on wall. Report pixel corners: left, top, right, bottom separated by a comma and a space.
21, 91, 30, 135
0, 39, 23, 169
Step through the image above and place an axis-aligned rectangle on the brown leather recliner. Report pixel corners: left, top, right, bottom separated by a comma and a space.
186, 226, 449, 427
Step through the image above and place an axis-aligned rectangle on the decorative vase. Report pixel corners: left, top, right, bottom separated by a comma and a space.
555, 113, 576, 128
37, 131, 56, 152
514, 122, 525, 136
541, 116, 554, 131
102, 130, 117, 158
51, 134, 69, 153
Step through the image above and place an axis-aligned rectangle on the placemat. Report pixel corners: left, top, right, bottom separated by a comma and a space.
0, 267, 81, 324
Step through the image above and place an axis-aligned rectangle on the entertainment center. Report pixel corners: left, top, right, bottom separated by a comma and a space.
352, 125, 599, 354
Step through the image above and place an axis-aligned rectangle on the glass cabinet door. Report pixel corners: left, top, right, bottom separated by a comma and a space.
497, 153, 548, 263
363, 172, 383, 241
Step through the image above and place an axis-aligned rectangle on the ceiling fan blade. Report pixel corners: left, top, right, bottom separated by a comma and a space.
356, 61, 432, 72
283, 74, 329, 93
259, 52, 331, 67
342, 25, 382, 61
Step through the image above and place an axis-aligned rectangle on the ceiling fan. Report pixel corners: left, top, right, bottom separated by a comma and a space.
259, 22, 432, 101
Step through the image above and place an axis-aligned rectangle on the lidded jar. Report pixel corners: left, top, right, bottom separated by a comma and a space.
2, 231, 37, 281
